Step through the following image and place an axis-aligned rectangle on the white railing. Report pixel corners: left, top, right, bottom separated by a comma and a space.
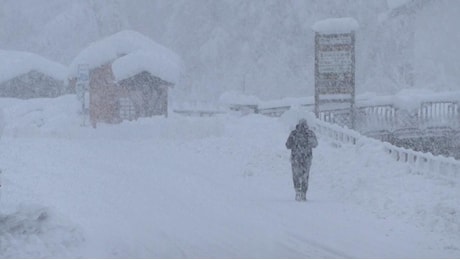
383, 143, 460, 175
313, 119, 359, 145
173, 109, 226, 117
312, 118, 460, 175
221, 99, 460, 137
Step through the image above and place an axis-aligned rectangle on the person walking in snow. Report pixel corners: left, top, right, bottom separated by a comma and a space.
286, 118, 318, 201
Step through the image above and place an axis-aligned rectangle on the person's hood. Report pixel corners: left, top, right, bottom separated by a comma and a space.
296, 119, 308, 130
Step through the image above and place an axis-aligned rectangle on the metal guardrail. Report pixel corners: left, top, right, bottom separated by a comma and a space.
173, 99, 460, 172
383, 143, 460, 175
175, 100, 460, 152
257, 106, 292, 117
314, 121, 358, 145
173, 110, 226, 117
319, 101, 460, 141
313, 118, 460, 175
176, 99, 459, 130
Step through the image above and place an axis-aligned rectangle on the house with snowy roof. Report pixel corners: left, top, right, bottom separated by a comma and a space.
68, 30, 181, 126
0, 50, 67, 99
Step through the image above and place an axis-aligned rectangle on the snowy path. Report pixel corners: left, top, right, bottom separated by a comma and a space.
0, 114, 459, 258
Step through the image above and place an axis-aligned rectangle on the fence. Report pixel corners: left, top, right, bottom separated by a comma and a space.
313, 119, 358, 145
176, 99, 459, 131
383, 143, 460, 175
419, 101, 459, 129
173, 109, 226, 117
311, 117, 460, 175
222, 99, 460, 139
174, 98, 460, 174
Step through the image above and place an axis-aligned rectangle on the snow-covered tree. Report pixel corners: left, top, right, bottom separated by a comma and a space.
1, 0, 460, 101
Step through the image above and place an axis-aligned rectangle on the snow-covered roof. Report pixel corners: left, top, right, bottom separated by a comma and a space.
112, 50, 180, 85
68, 30, 182, 84
0, 50, 67, 84
312, 17, 359, 33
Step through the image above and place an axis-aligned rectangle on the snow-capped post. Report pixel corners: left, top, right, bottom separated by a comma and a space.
313, 17, 359, 129
76, 64, 90, 126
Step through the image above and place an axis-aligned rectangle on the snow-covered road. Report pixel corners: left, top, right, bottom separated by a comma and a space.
0, 96, 458, 258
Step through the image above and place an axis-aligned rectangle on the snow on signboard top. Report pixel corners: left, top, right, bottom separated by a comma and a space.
68, 30, 182, 83
0, 50, 67, 84
312, 17, 359, 33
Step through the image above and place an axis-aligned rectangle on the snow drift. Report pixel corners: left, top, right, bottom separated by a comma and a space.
0, 95, 458, 258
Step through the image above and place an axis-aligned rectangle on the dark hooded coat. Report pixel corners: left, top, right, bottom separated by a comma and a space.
286, 119, 318, 162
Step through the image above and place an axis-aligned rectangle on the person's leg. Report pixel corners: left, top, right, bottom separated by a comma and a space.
300, 158, 312, 200
291, 161, 303, 201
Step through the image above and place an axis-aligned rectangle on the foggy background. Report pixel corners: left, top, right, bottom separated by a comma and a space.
0, 0, 458, 102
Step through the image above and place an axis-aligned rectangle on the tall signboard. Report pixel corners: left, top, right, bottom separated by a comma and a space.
313, 18, 358, 129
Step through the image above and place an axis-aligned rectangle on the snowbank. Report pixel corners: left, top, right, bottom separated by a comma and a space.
0, 95, 226, 141
0, 95, 459, 258
312, 17, 359, 33
0, 95, 81, 138
68, 30, 182, 82
278, 106, 317, 131
0, 50, 67, 84
0, 205, 84, 258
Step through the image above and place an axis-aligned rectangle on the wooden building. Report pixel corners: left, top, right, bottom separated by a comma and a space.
68, 30, 181, 127
0, 50, 67, 99
85, 63, 174, 126
117, 71, 173, 120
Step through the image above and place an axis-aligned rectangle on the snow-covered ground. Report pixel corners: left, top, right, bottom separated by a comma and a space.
0, 95, 458, 258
